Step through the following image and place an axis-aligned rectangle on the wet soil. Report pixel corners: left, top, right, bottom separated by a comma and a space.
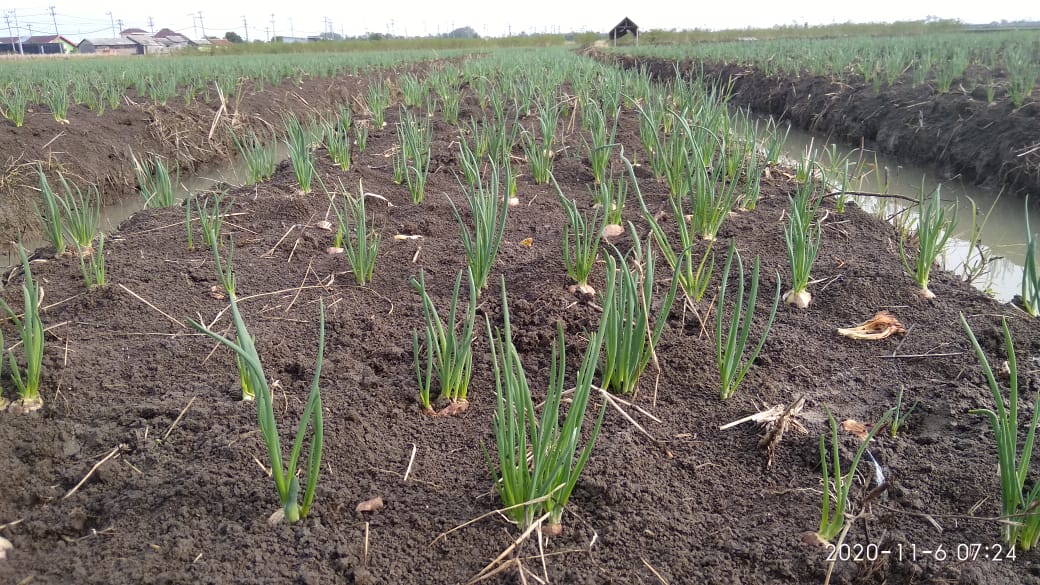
2, 64, 1040, 585
600, 51, 1040, 197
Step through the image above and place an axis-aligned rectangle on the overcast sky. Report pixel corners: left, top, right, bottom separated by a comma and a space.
4, 2, 1037, 42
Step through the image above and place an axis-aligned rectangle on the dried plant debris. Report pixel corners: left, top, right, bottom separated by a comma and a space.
758, 395, 807, 467
721, 395, 807, 466
837, 311, 906, 341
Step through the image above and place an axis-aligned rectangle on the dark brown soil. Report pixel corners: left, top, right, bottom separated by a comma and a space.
2, 59, 1040, 585
600, 51, 1040, 197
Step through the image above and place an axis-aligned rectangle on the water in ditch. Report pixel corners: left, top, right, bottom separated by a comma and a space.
773, 122, 1038, 302
1, 144, 289, 270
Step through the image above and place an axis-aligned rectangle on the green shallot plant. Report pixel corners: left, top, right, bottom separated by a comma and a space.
411, 267, 477, 415
642, 193, 714, 305
365, 80, 391, 128
599, 232, 682, 396
396, 107, 432, 204
196, 194, 225, 251
398, 73, 426, 108
555, 180, 602, 296
486, 274, 610, 534
1021, 197, 1038, 317
0, 83, 30, 127
887, 386, 918, 437
716, 243, 780, 400
330, 180, 381, 286
961, 313, 1040, 549
354, 123, 369, 153
283, 113, 315, 194
620, 145, 714, 304
56, 176, 101, 255
231, 130, 277, 185
957, 194, 1000, 287
75, 233, 106, 289
35, 167, 67, 256
448, 162, 510, 294
900, 182, 957, 299
584, 104, 619, 185
690, 158, 740, 241
323, 120, 352, 171
815, 407, 893, 543
0, 246, 45, 414
783, 197, 822, 308
189, 264, 326, 524
42, 79, 70, 124
592, 170, 628, 227
131, 149, 179, 208
457, 136, 482, 188
520, 99, 559, 184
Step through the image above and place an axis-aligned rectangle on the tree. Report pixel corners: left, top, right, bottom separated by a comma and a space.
224, 31, 244, 43
446, 26, 478, 39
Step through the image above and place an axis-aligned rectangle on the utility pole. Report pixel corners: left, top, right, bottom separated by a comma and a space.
197, 11, 205, 39
289, 17, 293, 40
270, 14, 276, 41
49, 5, 59, 36
117, 19, 123, 33
4, 13, 15, 53
107, 11, 115, 37
148, 16, 154, 33
242, 16, 249, 42
12, 9, 23, 53
264, 26, 269, 42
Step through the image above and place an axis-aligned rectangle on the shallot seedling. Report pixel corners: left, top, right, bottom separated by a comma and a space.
900, 182, 957, 299
716, 243, 780, 400
486, 273, 610, 534
35, 166, 66, 256
815, 407, 893, 543
599, 230, 682, 396
783, 197, 822, 308
189, 257, 326, 524
961, 313, 1040, 549
555, 179, 602, 297
0, 246, 45, 414
1021, 197, 1038, 317
448, 161, 509, 294
411, 268, 477, 415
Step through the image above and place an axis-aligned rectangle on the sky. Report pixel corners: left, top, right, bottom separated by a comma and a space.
3, 1, 1037, 42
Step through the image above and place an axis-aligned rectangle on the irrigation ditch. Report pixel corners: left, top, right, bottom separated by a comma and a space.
0, 49, 1038, 584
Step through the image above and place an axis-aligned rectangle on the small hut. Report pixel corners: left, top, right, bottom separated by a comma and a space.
609, 17, 638, 46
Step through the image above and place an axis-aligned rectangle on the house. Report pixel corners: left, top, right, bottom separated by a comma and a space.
152, 28, 182, 39
0, 34, 75, 54
126, 34, 168, 54
77, 37, 142, 55
608, 17, 638, 45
